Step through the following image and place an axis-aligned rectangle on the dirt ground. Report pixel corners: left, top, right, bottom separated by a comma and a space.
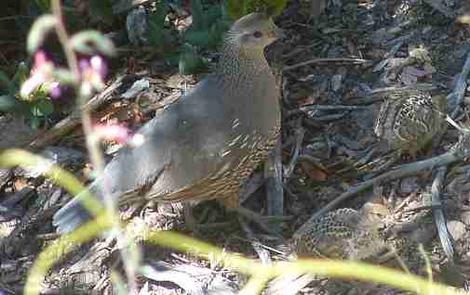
1, 0, 470, 294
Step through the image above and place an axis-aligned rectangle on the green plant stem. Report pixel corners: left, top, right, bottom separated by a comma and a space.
49, 0, 107, 192
50, 0, 79, 83
49, 0, 136, 292
419, 244, 434, 292
146, 231, 464, 295
24, 226, 466, 295
24, 214, 113, 294
239, 274, 273, 295
0, 149, 101, 215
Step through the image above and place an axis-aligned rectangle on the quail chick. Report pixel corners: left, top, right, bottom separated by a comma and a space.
374, 89, 446, 157
291, 203, 389, 260
53, 13, 282, 233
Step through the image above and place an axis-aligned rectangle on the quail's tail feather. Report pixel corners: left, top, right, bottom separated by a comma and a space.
52, 196, 93, 234
52, 182, 103, 234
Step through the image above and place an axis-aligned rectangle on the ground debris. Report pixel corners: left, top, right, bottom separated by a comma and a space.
3, 0, 470, 294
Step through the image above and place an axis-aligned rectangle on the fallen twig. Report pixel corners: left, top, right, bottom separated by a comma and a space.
428, 48, 470, 261
448, 49, 470, 118
297, 135, 470, 232
28, 76, 125, 149
423, 0, 456, 18
265, 139, 284, 219
369, 84, 437, 95
373, 41, 403, 73
283, 58, 370, 71
431, 166, 454, 260
283, 125, 304, 178
301, 105, 368, 111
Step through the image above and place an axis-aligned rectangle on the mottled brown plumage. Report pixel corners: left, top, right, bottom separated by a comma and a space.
374, 89, 446, 156
53, 13, 282, 233
291, 204, 388, 259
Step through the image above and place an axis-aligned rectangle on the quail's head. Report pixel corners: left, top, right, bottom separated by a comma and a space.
227, 13, 283, 49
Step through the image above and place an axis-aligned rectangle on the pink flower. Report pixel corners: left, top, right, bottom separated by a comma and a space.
20, 50, 55, 99
93, 124, 132, 144
21, 51, 109, 101
90, 55, 107, 79
92, 123, 146, 147
79, 55, 108, 96
32, 50, 50, 73
48, 81, 62, 99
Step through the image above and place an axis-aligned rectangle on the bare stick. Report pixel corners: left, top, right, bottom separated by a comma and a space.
29, 76, 124, 149
449, 49, 470, 118
265, 139, 284, 219
283, 58, 370, 71
284, 124, 304, 178
429, 48, 470, 261
423, 0, 456, 18
297, 149, 464, 233
431, 166, 454, 260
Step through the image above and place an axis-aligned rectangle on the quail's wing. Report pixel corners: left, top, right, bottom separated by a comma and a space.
395, 98, 435, 142
103, 75, 235, 203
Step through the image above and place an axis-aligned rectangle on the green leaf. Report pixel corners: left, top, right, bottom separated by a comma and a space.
62, 1, 84, 31
184, 29, 211, 48
27, 14, 57, 54
90, 0, 113, 25
147, 1, 169, 46
32, 98, 54, 117
226, 0, 287, 19
184, 5, 230, 49
53, 68, 76, 85
226, 0, 247, 20
190, 0, 206, 30
15, 62, 29, 85
207, 20, 231, 48
29, 116, 42, 129
70, 30, 116, 56
178, 44, 206, 75
35, 0, 51, 12
163, 52, 180, 66
248, 0, 287, 16
0, 71, 11, 92
0, 95, 19, 112
150, 0, 167, 28
9, 62, 29, 96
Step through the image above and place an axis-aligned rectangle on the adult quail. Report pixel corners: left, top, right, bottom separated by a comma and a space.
53, 13, 282, 233
291, 203, 388, 259
374, 89, 446, 156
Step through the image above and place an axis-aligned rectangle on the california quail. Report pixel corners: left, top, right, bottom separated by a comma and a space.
53, 13, 282, 233
374, 89, 446, 156
291, 203, 388, 259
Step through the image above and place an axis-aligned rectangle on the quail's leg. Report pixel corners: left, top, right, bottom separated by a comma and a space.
354, 143, 398, 173
220, 194, 281, 235
182, 203, 197, 231
182, 201, 215, 233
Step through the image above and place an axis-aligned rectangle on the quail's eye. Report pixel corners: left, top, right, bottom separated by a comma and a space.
253, 31, 263, 38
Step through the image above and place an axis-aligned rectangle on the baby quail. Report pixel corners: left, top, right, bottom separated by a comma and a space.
291, 203, 388, 260
53, 13, 282, 233
374, 89, 446, 156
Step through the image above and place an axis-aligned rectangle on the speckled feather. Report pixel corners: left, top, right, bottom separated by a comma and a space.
53, 13, 281, 233
374, 89, 446, 155
291, 208, 386, 260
